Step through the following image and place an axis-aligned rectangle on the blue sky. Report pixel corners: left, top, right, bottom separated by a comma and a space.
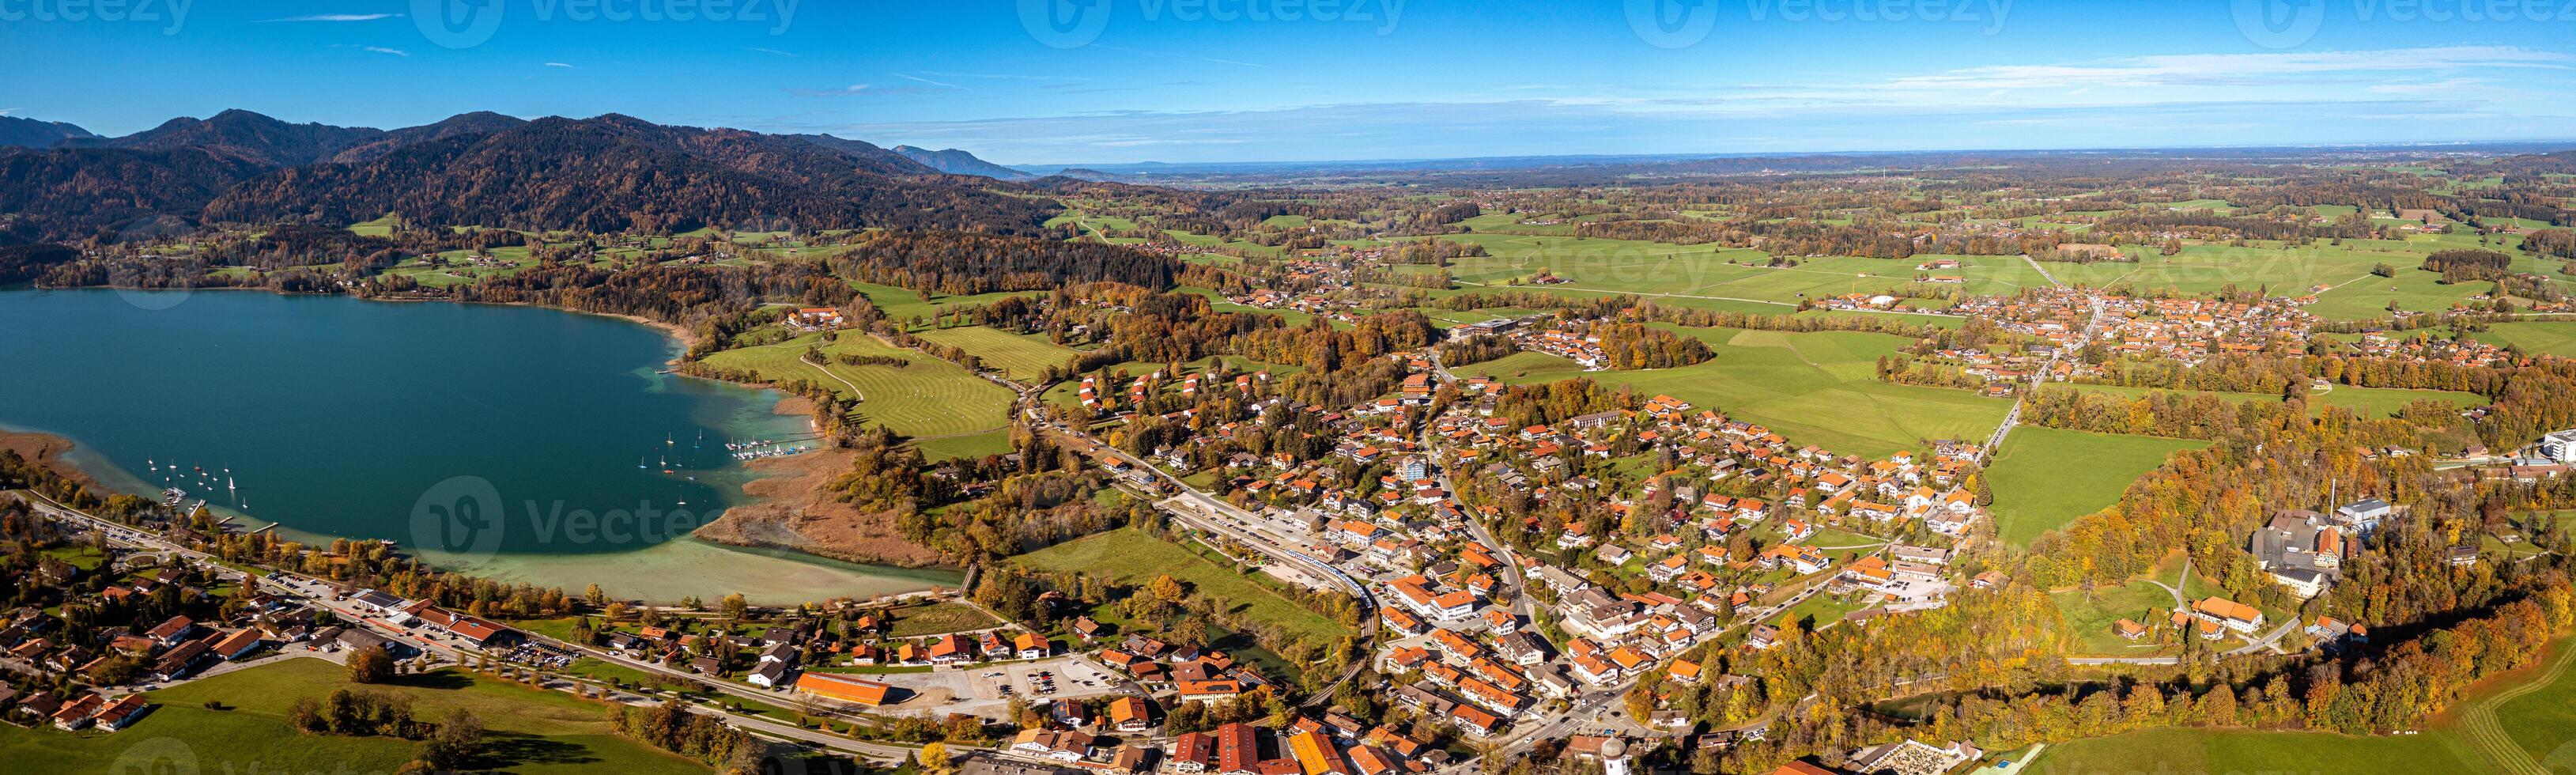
2, 1, 2572, 164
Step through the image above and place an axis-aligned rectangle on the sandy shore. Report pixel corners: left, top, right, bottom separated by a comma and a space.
690, 395, 950, 569
0, 429, 96, 488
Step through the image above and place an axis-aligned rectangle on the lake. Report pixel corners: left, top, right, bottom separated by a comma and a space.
0, 289, 957, 601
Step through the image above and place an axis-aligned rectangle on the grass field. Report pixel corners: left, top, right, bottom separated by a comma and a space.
2467, 321, 2576, 359
2052, 578, 2184, 656
914, 325, 1082, 381
1987, 427, 2208, 545
1456, 326, 2011, 460
2041, 636, 2576, 773
885, 600, 1003, 637
1014, 527, 1350, 648
0, 657, 707, 774
846, 281, 1047, 326
699, 331, 1013, 440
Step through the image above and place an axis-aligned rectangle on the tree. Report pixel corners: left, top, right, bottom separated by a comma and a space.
920, 742, 953, 774
417, 709, 486, 770
348, 647, 395, 684
1149, 574, 1188, 603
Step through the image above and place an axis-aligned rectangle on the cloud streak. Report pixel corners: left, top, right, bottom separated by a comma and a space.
259, 13, 398, 23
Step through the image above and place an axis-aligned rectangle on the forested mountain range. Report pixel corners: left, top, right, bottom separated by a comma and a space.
891, 146, 1035, 180
0, 116, 97, 149
0, 110, 1059, 244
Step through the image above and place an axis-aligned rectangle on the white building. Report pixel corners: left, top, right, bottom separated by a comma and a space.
2544, 429, 2576, 463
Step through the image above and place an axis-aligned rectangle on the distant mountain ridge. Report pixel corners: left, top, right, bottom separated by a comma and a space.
0, 110, 1063, 244
55, 108, 390, 167
0, 116, 96, 149
890, 146, 1033, 180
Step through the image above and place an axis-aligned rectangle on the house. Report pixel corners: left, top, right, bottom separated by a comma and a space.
2189, 596, 2264, 633
153, 640, 210, 681
1110, 696, 1154, 732
1169, 731, 1217, 773
210, 628, 263, 660
1013, 728, 1098, 763
1449, 705, 1502, 737
746, 660, 791, 688
1289, 727, 1350, 775
1016, 632, 1051, 660
1178, 680, 1245, 703
51, 693, 104, 731
92, 694, 149, 731
2112, 619, 2147, 641
145, 615, 195, 646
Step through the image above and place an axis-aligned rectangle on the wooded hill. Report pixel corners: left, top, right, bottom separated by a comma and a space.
0, 110, 1063, 244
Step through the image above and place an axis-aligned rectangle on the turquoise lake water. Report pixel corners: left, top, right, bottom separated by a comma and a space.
0, 289, 957, 600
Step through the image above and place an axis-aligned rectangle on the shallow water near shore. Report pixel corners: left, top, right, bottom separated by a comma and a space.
0, 288, 949, 602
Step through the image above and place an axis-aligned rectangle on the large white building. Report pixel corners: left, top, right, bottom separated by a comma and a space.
2545, 429, 2576, 463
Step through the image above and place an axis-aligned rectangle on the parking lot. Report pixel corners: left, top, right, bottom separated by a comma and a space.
872, 656, 1138, 720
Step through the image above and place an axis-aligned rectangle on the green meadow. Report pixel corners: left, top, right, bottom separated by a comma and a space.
2051, 576, 2185, 656
0, 658, 708, 775
699, 331, 1014, 440
1014, 526, 1350, 652
2466, 321, 2576, 359
1987, 427, 2208, 546
2041, 635, 2576, 774
914, 325, 1082, 382
1456, 325, 2011, 460
846, 281, 1047, 327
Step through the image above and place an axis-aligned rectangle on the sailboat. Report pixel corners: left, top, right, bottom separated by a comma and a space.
666, 433, 675, 446
638, 455, 648, 469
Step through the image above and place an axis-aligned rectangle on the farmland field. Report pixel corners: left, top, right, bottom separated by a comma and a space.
1987, 427, 2208, 546
1014, 526, 1350, 648
1456, 326, 2011, 460
699, 331, 1014, 440
0, 657, 707, 775
915, 325, 1082, 381
846, 280, 1048, 327
2467, 321, 2576, 359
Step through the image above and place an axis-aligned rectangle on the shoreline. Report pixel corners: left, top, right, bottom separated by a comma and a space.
0, 286, 950, 603
689, 393, 957, 570
0, 429, 97, 489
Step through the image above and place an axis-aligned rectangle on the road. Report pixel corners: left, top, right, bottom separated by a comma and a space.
9, 489, 948, 765
1981, 261, 2107, 462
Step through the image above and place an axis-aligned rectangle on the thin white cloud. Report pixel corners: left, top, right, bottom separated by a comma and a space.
1092, 44, 1272, 69
259, 13, 398, 23
786, 83, 958, 98
747, 47, 797, 57
0, 108, 17, 116
893, 73, 963, 90
364, 47, 410, 57
918, 70, 1083, 82
1882, 46, 2569, 92
545, 62, 576, 69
